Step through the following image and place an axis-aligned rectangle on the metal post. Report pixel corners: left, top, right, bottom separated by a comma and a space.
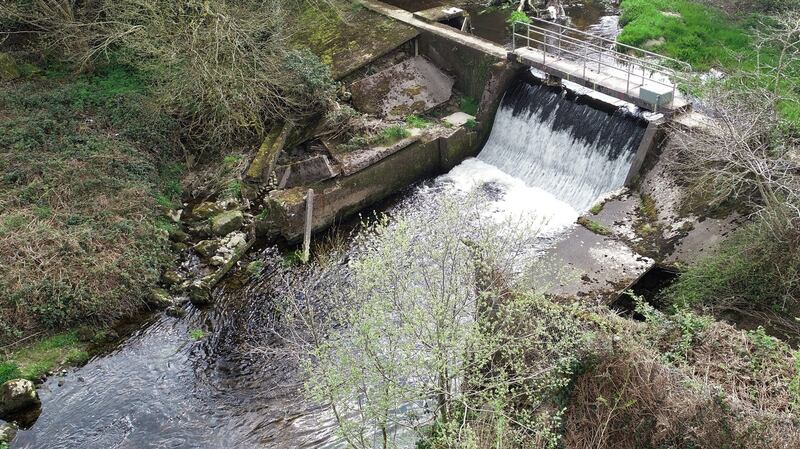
512, 22, 516, 50
301, 189, 314, 263
626, 64, 631, 95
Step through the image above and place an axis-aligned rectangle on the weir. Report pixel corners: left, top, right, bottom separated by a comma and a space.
479, 80, 647, 211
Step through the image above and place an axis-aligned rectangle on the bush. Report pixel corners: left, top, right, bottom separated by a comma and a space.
666, 218, 800, 316
0, 0, 338, 160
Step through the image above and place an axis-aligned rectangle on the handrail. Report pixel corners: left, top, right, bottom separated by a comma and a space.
526, 16, 692, 72
519, 23, 686, 82
511, 19, 692, 108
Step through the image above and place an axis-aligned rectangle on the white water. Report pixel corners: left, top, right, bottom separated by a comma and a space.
477, 83, 645, 212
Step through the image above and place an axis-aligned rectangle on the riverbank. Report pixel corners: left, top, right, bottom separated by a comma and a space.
619, 0, 800, 125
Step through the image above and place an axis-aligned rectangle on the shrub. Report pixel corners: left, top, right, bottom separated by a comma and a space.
0, 0, 338, 160
508, 10, 531, 26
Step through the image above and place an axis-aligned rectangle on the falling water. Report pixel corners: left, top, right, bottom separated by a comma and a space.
477, 79, 647, 211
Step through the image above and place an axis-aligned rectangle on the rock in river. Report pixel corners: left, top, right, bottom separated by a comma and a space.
0, 379, 41, 420
210, 210, 243, 236
0, 420, 17, 445
187, 281, 213, 307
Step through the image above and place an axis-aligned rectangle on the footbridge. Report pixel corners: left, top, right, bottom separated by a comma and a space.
510, 18, 692, 114
359, 0, 692, 115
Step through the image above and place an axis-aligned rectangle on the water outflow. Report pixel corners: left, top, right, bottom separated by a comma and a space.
478, 80, 647, 211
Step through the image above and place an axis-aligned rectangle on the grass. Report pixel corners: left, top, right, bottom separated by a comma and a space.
578, 216, 612, 236
639, 194, 658, 221
666, 219, 800, 313
618, 0, 800, 126
379, 125, 411, 145
465, 118, 478, 129
618, 0, 749, 69
405, 115, 432, 129
0, 62, 176, 343
188, 329, 206, 341
589, 202, 605, 215
0, 332, 90, 383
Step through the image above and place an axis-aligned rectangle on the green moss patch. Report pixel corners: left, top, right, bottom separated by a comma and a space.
291, 3, 418, 79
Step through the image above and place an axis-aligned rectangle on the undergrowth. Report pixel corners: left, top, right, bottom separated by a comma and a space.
0, 66, 176, 343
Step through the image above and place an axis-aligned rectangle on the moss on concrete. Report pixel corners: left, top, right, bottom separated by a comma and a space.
291, 3, 418, 79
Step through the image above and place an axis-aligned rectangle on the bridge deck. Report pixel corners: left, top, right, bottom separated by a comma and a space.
359, 0, 691, 115
511, 48, 691, 114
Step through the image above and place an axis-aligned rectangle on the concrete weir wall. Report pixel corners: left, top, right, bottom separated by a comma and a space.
259, 128, 477, 241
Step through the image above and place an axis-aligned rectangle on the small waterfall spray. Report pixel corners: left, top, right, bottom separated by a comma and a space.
477, 79, 648, 211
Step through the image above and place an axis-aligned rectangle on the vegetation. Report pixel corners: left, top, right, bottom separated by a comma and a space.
0, 72, 173, 342
665, 72, 800, 333
459, 96, 479, 116
0, 0, 337, 160
267, 193, 800, 448
589, 201, 604, 215
188, 329, 206, 341
577, 216, 611, 236
618, 0, 800, 125
1, 332, 90, 383
508, 10, 531, 26
0, 0, 340, 344
404, 115, 432, 129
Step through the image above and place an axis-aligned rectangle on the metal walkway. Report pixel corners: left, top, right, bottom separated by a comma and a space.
510, 18, 692, 114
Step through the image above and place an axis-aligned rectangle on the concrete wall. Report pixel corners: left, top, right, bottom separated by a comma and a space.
415, 31, 523, 145
259, 128, 478, 241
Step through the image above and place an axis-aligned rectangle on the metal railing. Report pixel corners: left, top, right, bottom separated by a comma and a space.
511, 18, 691, 103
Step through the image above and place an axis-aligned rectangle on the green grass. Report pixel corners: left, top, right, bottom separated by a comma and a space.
189, 329, 206, 340
618, 0, 800, 126
589, 202, 605, 215
405, 115, 432, 129
577, 216, 612, 236
380, 125, 411, 145
618, 0, 749, 69
666, 220, 800, 313
0, 63, 176, 342
465, 118, 478, 129
0, 332, 91, 382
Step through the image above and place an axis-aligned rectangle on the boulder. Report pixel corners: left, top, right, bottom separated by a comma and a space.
0, 420, 17, 445
147, 288, 174, 309
187, 281, 213, 307
160, 270, 183, 287
194, 239, 220, 258
0, 379, 40, 420
168, 227, 190, 243
210, 210, 243, 236
0, 53, 20, 82
191, 202, 222, 220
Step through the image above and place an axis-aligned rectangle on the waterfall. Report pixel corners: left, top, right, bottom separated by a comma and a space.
477, 79, 647, 211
